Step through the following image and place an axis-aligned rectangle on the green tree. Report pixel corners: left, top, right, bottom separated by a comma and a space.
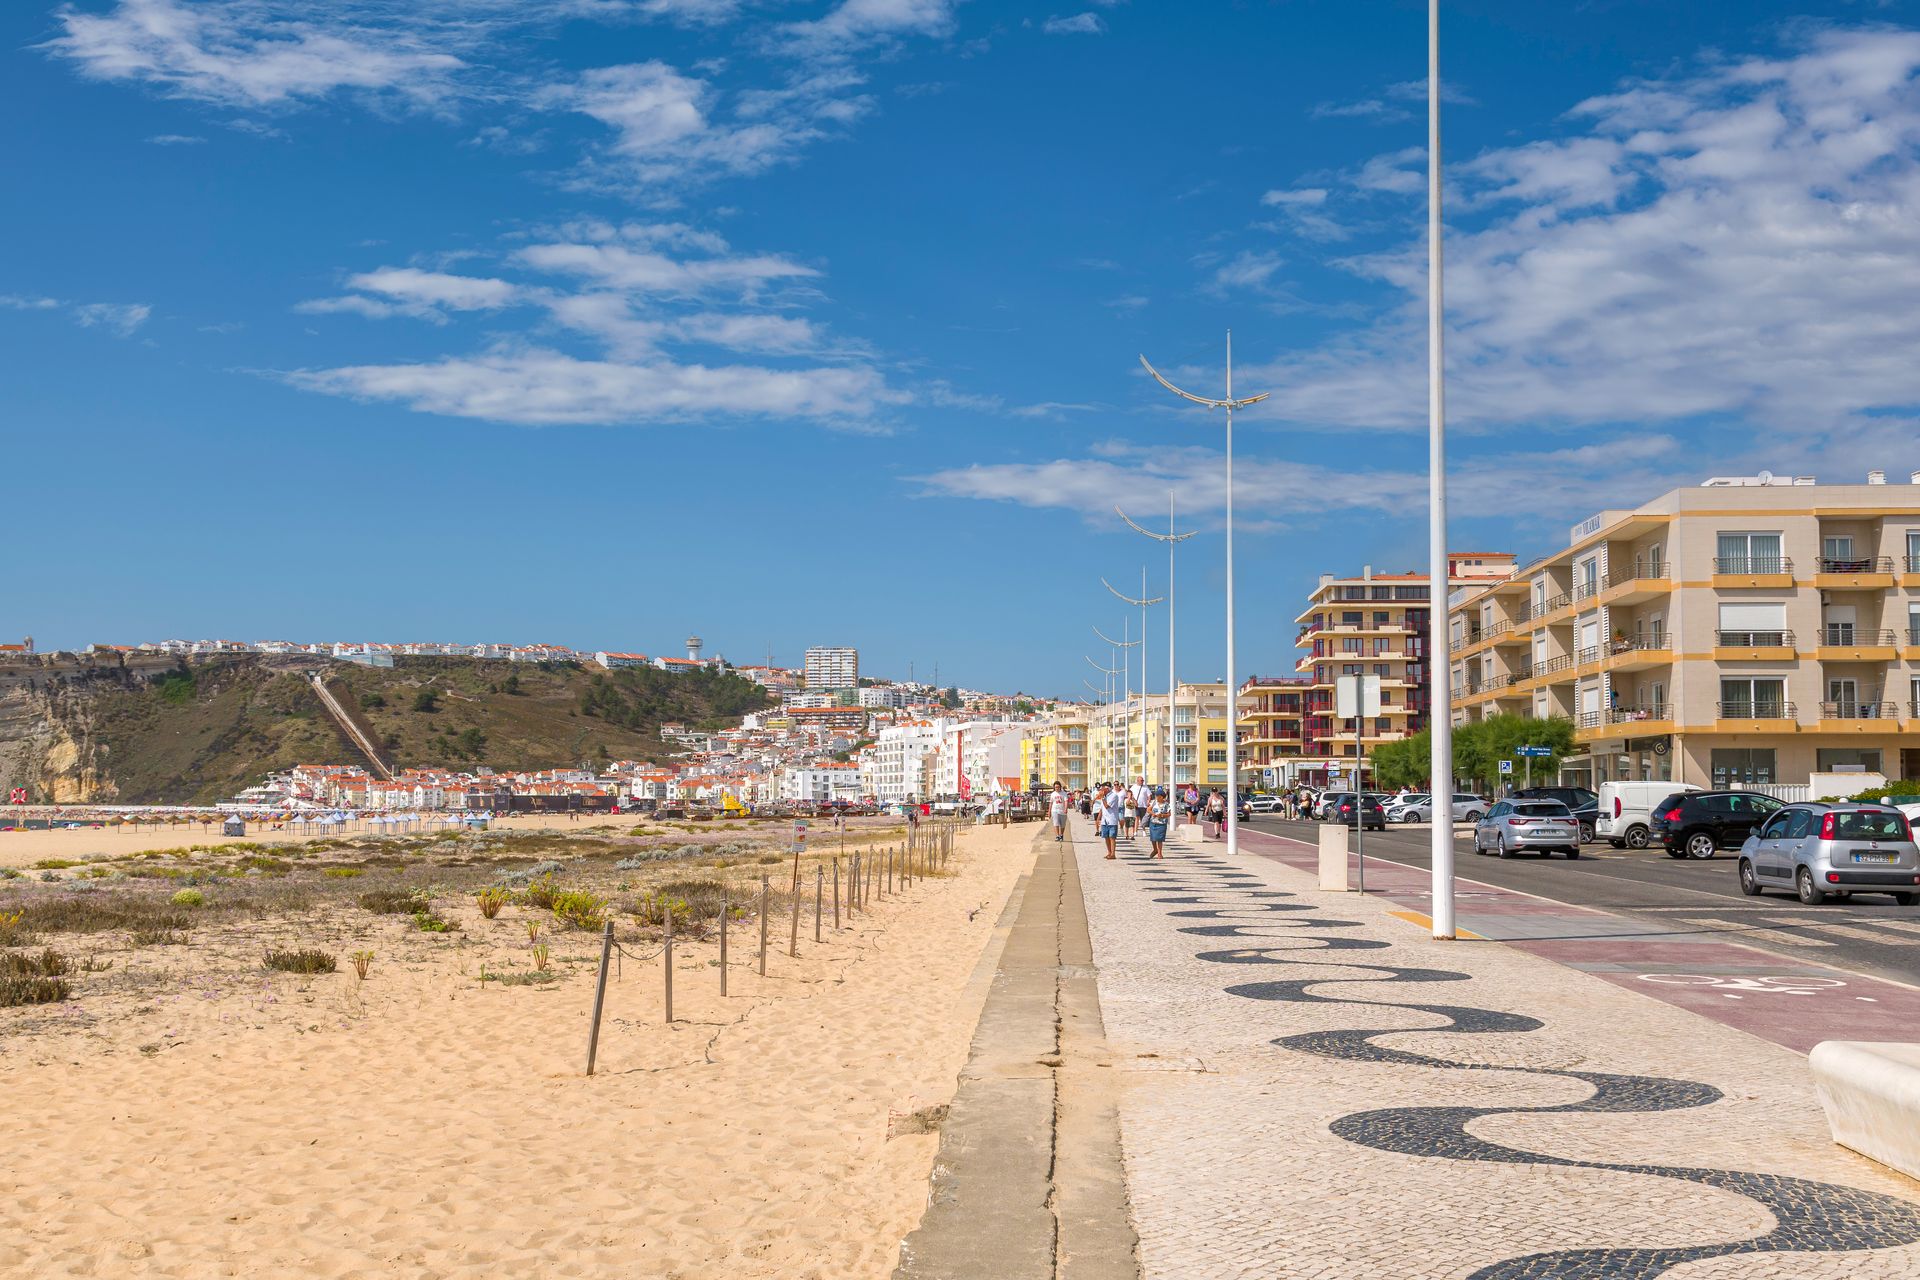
411, 689, 439, 713
360, 692, 387, 709
941, 686, 962, 709
1358, 715, 1574, 793
458, 727, 488, 759
502, 673, 521, 695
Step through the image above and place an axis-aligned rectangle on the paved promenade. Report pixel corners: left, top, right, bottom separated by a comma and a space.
1070, 818, 1920, 1279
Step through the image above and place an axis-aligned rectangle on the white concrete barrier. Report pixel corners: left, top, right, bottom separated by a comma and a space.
1318, 824, 1349, 892
1809, 1041, 1920, 1181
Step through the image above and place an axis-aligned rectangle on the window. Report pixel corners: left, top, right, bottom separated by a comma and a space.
1206, 729, 1226, 744
1720, 678, 1786, 718
1784, 809, 1814, 840
1717, 531, 1784, 573
1711, 748, 1777, 788
1908, 529, 1920, 568
1757, 811, 1790, 840
1206, 749, 1226, 764
1823, 535, 1854, 561
1816, 748, 1883, 772
1576, 558, 1598, 597
1717, 602, 1787, 645
1725, 795, 1781, 819
1373, 611, 1392, 627
1342, 611, 1363, 626
1394, 586, 1428, 601
1343, 637, 1363, 653
1375, 717, 1391, 733
1372, 637, 1392, 655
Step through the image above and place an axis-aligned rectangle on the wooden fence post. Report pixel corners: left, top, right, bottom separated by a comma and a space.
758, 875, 770, 976
585, 917, 614, 1076
815, 865, 823, 943
719, 891, 728, 997
663, 909, 674, 1024
833, 856, 841, 929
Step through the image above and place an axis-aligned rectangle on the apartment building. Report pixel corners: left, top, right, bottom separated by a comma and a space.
804, 646, 859, 689
1290, 555, 1518, 787
1239, 676, 1313, 786
1450, 474, 1920, 790
1019, 708, 1091, 791
1080, 682, 1234, 788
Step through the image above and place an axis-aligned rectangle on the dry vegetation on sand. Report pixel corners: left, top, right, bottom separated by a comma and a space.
0, 816, 1039, 1278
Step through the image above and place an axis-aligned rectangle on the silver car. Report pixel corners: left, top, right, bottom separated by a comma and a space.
1473, 799, 1582, 859
1737, 803, 1920, 906
1393, 792, 1488, 824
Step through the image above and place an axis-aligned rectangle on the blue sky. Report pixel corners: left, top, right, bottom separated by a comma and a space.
8, 1, 1920, 695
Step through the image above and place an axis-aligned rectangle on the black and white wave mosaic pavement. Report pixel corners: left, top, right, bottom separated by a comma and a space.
1121, 848, 1920, 1279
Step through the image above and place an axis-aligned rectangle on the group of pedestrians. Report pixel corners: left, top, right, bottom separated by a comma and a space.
1047, 776, 1175, 859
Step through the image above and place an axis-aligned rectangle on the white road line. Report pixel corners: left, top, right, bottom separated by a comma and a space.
1673, 918, 1837, 948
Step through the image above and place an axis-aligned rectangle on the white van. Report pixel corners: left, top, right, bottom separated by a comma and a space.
1597, 780, 1702, 848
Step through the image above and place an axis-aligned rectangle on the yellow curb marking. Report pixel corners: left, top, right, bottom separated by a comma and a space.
1388, 909, 1487, 941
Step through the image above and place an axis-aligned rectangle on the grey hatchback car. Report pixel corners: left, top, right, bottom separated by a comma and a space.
1473, 799, 1582, 859
1737, 802, 1920, 905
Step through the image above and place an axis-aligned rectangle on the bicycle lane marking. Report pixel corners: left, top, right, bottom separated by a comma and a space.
1237, 825, 1920, 1054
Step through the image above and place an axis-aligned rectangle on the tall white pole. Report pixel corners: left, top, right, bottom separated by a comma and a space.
1225, 332, 1240, 856
1139, 565, 1150, 784
1168, 496, 1178, 797
1428, 0, 1456, 940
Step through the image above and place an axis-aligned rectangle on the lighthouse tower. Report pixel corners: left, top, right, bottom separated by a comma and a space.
686, 635, 704, 663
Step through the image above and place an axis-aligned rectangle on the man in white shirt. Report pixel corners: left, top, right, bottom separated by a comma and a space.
1049, 783, 1069, 842
1131, 776, 1151, 834
1098, 784, 1126, 859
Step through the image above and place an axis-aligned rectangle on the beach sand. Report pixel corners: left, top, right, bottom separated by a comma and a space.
0, 814, 611, 870
0, 820, 1038, 1278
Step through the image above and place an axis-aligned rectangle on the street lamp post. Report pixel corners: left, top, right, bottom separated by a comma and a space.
1141, 335, 1269, 856
1084, 652, 1120, 780
1118, 494, 1197, 810
1103, 571, 1164, 786
1093, 621, 1139, 782
1427, 0, 1456, 940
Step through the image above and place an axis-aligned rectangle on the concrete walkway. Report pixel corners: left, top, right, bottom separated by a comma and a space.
895, 830, 1139, 1280
1073, 819, 1920, 1279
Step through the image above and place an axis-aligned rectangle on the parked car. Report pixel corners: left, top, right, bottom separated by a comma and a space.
1246, 793, 1287, 814
1387, 792, 1487, 824
1511, 786, 1599, 843
1649, 790, 1784, 860
1473, 799, 1582, 858
1737, 803, 1920, 905
1383, 793, 1429, 822
1326, 793, 1387, 831
1597, 780, 1703, 849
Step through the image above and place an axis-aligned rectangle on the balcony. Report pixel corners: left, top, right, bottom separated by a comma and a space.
1574, 703, 1675, 742
1600, 561, 1669, 605
1603, 634, 1672, 671
1712, 556, 1794, 588
1814, 626, 1898, 662
1817, 700, 1900, 733
1906, 554, 1920, 584
1908, 627, 1920, 660
1714, 700, 1798, 733
1713, 629, 1797, 661
1814, 555, 1895, 589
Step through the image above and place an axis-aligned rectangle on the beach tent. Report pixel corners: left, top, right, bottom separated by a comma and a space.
222, 816, 246, 837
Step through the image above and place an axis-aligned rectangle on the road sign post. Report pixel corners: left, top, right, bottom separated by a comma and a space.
1336, 675, 1383, 894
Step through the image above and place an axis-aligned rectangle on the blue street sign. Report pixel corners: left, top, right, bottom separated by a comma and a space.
1516, 746, 1554, 758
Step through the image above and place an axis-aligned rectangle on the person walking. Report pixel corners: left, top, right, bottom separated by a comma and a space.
1146, 787, 1172, 859
1098, 783, 1125, 859
1205, 787, 1226, 840
1130, 775, 1151, 841
1049, 782, 1069, 842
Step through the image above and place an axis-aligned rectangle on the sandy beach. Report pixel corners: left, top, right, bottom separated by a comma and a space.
0, 818, 1039, 1278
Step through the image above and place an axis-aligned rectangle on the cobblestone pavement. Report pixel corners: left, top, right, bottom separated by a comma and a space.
1071, 821, 1920, 1279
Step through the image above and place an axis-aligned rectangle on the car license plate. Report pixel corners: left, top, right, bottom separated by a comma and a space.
1852, 851, 1896, 864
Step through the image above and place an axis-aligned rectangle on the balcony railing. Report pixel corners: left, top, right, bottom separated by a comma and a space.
1714, 556, 1792, 574
1716, 629, 1792, 648
1819, 700, 1898, 720
1817, 556, 1894, 575
1818, 626, 1897, 647
1605, 561, 1666, 589
1717, 700, 1796, 720
1908, 555, 1920, 574
1608, 703, 1670, 726
1538, 590, 1572, 615
1578, 635, 1670, 664
1911, 627, 1920, 646
1513, 602, 1534, 624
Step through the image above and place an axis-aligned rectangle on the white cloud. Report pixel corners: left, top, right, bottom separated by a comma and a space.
1251, 27, 1920, 437
1042, 13, 1106, 36
776, 0, 957, 59
3, 294, 150, 336
44, 0, 467, 108
289, 224, 897, 425
146, 132, 206, 144
1206, 249, 1285, 295
537, 61, 866, 193
289, 348, 902, 424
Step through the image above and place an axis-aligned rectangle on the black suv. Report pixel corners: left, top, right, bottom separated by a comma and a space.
1649, 790, 1784, 860
1510, 786, 1599, 844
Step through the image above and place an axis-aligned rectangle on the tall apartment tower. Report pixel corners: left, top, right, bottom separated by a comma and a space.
804, 646, 859, 689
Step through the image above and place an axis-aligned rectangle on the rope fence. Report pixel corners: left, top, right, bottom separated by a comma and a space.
583, 816, 961, 1075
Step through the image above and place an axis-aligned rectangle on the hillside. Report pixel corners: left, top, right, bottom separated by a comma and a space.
0, 654, 770, 804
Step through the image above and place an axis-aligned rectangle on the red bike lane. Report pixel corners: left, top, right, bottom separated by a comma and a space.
1237, 825, 1920, 1054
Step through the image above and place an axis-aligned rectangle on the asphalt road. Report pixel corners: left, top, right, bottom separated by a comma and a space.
1242, 816, 1920, 989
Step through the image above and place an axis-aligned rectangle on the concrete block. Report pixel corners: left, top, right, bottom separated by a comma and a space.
1317, 824, 1348, 892
1809, 1040, 1920, 1181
